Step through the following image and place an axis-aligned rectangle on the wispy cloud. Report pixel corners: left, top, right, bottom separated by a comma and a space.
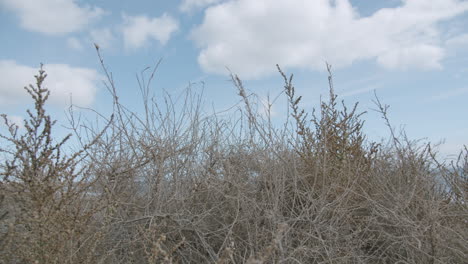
426, 87, 468, 102
2, 115, 25, 130
258, 94, 279, 118
0, 60, 101, 107
446, 33, 468, 46
121, 13, 179, 50
191, 0, 468, 79
67, 37, 84, 51
179, 0, 223, 13
89, 27, 116, 50
340, 84, 381, 98
434, 138, 468, 160
0, 0, 105, 35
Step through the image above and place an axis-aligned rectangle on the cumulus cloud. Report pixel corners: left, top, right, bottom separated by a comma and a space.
0, 60, 101, 107
121, 13, 179, 49
179, 0, 223, 13
0, 0, 104, 35
376, 44, 445, 70
191, 0, 468, 79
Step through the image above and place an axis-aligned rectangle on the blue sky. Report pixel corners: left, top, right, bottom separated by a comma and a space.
1, 0, 467, 158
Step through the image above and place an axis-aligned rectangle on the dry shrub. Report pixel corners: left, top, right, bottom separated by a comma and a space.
0, 66, 111, 263
0, 55, 466, 263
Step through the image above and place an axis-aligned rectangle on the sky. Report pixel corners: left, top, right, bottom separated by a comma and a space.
0, 0, 467, 159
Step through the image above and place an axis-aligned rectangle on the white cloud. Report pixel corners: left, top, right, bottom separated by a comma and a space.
179, 0, 223, 13
89, 28, 115, 49
121, 13, 179, 49
67, 37, 84, 50
191, 0, 468, 79
0, 60, 101, 107
0, 0, 104, 35
376, 44, 445, 70
426, 87, 468, 102
446, 33, 468, 46
66, 29, 115, 52
340, 84, 381, 98
5, 115, 25, 130
437, 139, 467, 160
258, 95, 278, 118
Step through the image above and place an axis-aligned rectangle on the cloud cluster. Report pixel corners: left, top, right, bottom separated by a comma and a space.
1, 0, 180, 52
0, 0, 104, 35
191, 0, 468, 79
122, 13, 179, 49
0, 60, 101, 107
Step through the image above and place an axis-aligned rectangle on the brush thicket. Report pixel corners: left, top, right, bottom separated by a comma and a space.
1, 56, 466, 263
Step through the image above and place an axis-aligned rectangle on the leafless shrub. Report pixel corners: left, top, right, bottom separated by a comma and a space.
0, 65, 112, 263
0, 53, 466, 263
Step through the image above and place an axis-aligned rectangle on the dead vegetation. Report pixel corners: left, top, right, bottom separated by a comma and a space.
0, 54, 466, 263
